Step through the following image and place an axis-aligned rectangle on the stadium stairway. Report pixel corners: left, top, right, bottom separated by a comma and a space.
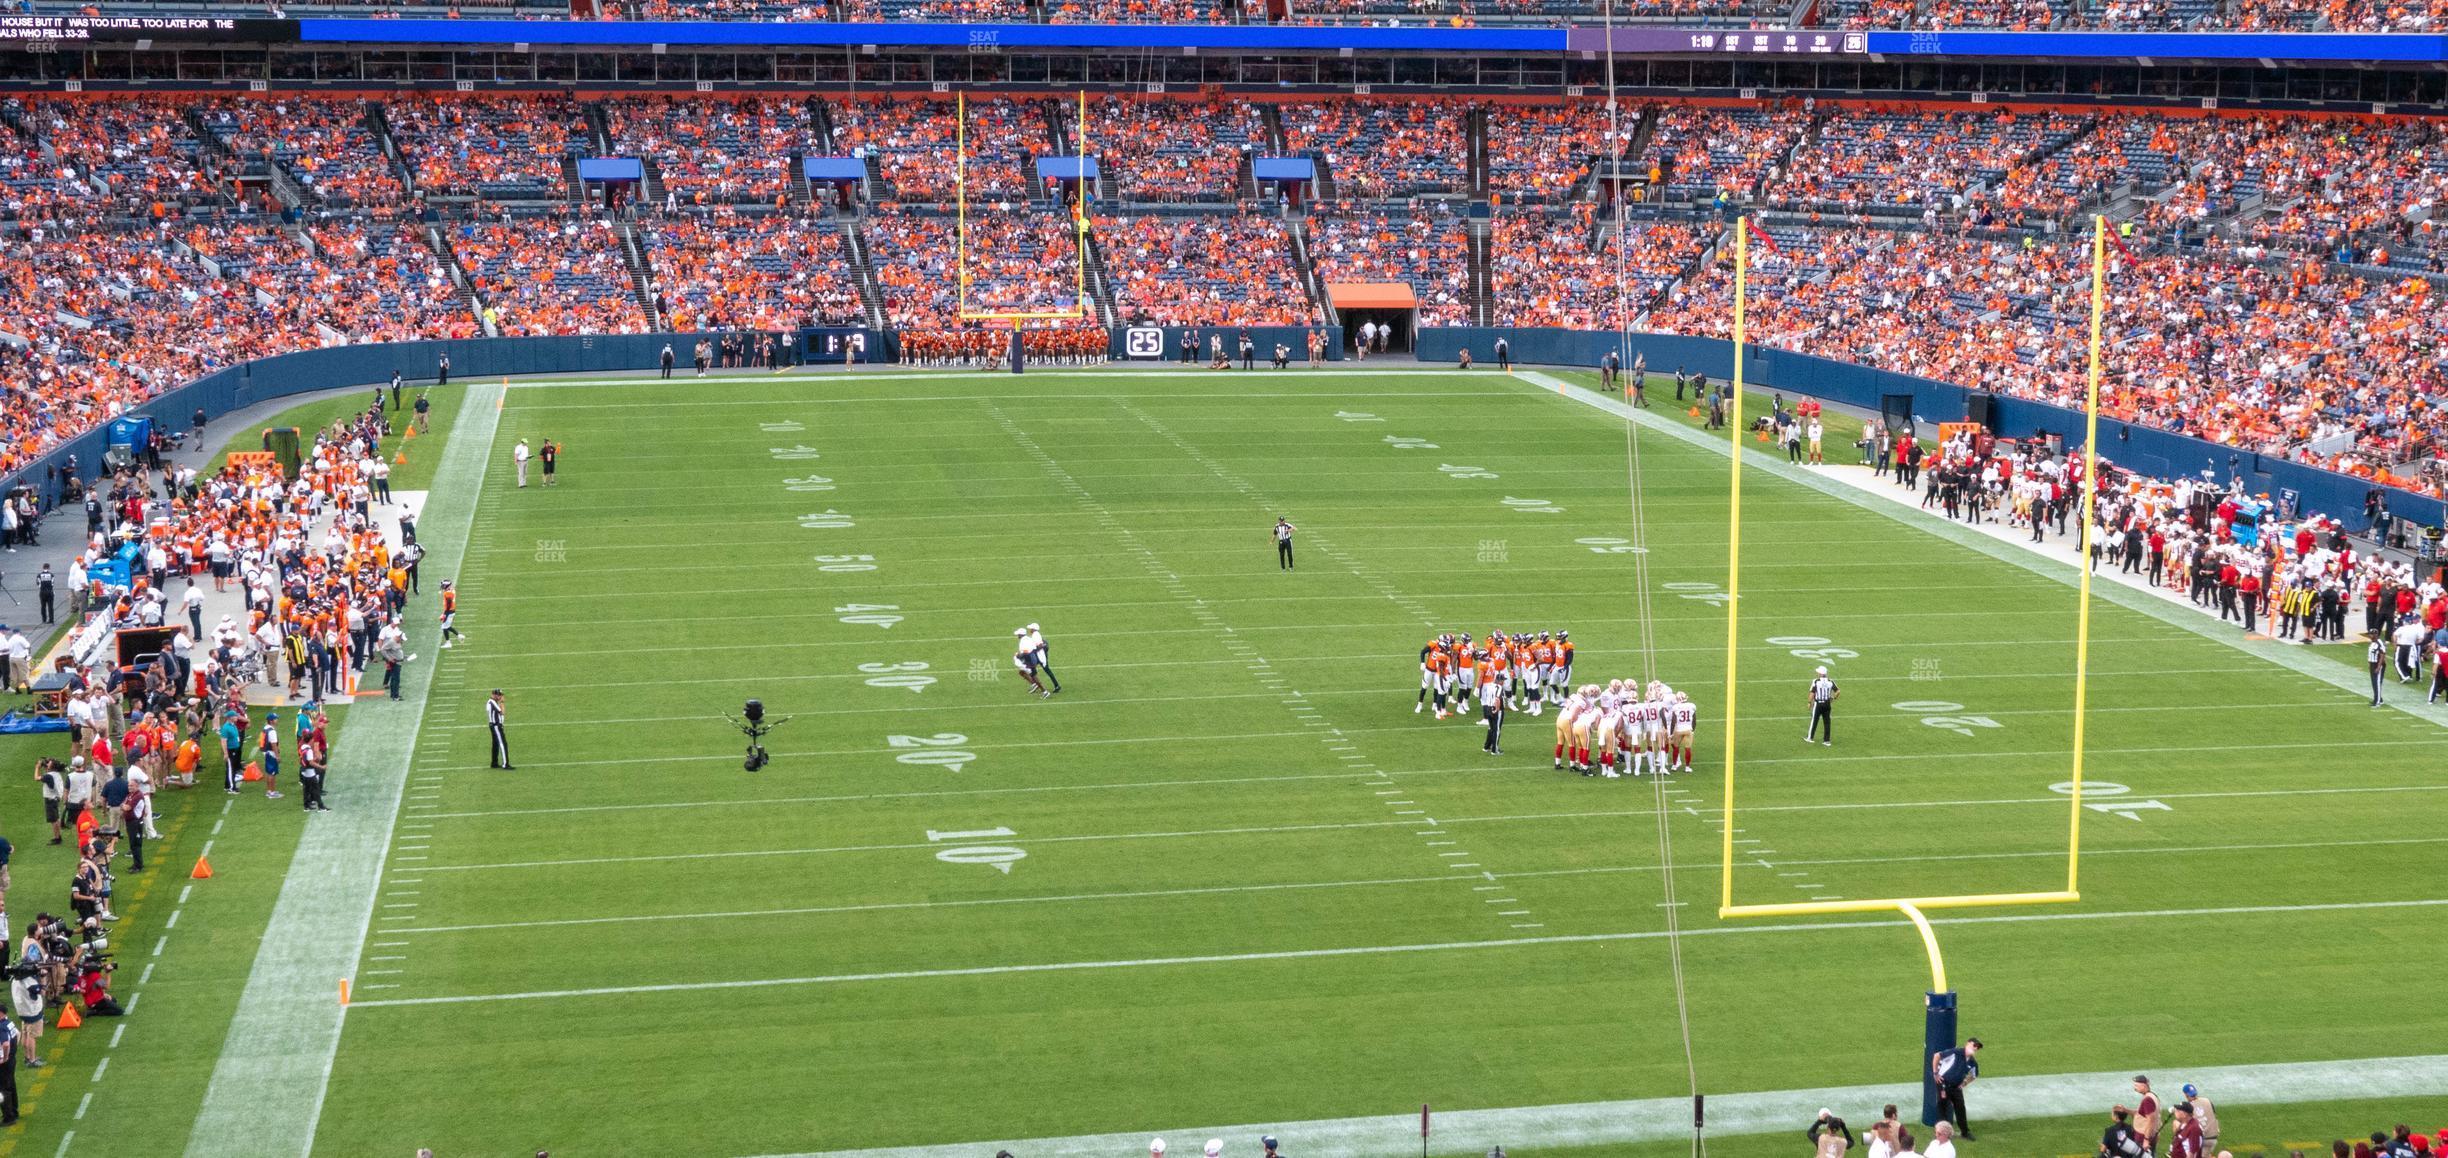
1257, 104, 1288, 157
366, 102, 418, 201
788, 152, 812, 208
421, 222, 493, 336
808, 96, 839, 155
614, 218, 663, 329
1466, 216, 1494, 326
1285, 214, 1338, 327
840, 220, 892, 331
1466, 106, 1491, 200
1080, 223, 1121, 325
640, 157, 669, 211
861, 152, 891, 203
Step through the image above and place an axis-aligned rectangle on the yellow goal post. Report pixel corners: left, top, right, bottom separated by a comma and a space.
1714, 216, 2117, 939
955, 90, 1096, 324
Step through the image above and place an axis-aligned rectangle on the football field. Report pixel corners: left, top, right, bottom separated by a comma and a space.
45, 365, 2448, 1157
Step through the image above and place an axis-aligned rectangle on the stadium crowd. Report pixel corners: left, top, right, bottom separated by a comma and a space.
1105, 213, 1316, 326
0, 92, 2442, 507
385, 95, 583, 199
642, 210, 866, 330
605, 95, 816, 207
448, 212, 646, 336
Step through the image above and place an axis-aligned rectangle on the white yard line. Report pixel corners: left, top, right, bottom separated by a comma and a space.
183, 381, 503, 1158
349, 894, 2448, 1010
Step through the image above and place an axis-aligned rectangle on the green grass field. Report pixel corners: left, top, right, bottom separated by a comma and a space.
7, 365, 2444, 1158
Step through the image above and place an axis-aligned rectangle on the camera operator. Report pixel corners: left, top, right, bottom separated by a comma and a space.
1808, 1108, 1856, 1156
31, 916, 70, 1011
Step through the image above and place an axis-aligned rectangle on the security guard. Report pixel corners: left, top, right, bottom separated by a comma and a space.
1931, 1036, 1980, 1140
1805, 666, 1839, 746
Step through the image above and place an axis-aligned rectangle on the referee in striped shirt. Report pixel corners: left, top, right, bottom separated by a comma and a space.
1805, 667, 1839, 746
487, 689, 515, 769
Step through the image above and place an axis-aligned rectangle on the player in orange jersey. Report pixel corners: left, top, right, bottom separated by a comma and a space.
1417, 635, 1450, 716
438, 579, 463, 649
1418, 641, 1456, 719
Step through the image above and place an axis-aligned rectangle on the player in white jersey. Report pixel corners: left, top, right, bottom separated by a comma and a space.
1629, 696, 1661, 775
1669, 692, 1698, 772
1552, 689, 1588, 771
1590, 694, 1621, 777
1647, 690, 1674, 773
1615, 702, 1644, 776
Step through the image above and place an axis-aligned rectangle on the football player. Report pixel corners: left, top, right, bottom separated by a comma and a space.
1418, 635, 1448, 714
1669, 691, 1698, 772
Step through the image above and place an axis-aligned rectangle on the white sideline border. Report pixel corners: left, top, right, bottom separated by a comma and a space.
182, 382, 506, 1158
748, 1053, 2448, 1158
1510, 370, 2448, 731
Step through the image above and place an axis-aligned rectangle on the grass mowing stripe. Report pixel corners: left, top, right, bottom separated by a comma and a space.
1511, 370, 2448, 732
182, 381, 502, 1158
759, 1053, 2448, 1158
393, 761, 2448, 876
346, 895, 2448, 1008
383, 828, 2448, 937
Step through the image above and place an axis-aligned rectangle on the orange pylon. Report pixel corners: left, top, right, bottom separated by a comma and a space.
339, 979, 352, 1007
57, 1004, 82, 1029
191, 855, 214, 879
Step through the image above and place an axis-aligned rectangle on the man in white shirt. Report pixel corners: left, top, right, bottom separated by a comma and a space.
3, 628, 27, 692
182, 580, 205, 636
127, 763, 159, 839
63, 758, 92, 832
513, 439, 532, 488
1923, 1122, 1957, 1158
1890, 1127, 1922, 1158
2393, 616, 2426, 682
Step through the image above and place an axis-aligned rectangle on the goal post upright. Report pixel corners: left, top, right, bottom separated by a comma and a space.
952, 88, 1095, 325
1718, 215, 1747, 918
2067, 213, 2110, 899
1711, 213, 2113, 1126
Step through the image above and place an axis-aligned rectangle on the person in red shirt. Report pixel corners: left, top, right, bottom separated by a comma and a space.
2132, 1076, 2162, 1156
2217, 559, 2242, 623
2238, 571, 2262, 633
2168, 1100, 2205, 1158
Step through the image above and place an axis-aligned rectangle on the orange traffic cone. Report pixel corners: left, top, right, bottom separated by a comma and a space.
191, 855, 214, 879
401, 426, 417, 440
339, 979, 352, 1007
1689, 406, 1704, 418
393, 452, 408, 465
57, 1003, 82, 1030
241, 761, 263, 783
